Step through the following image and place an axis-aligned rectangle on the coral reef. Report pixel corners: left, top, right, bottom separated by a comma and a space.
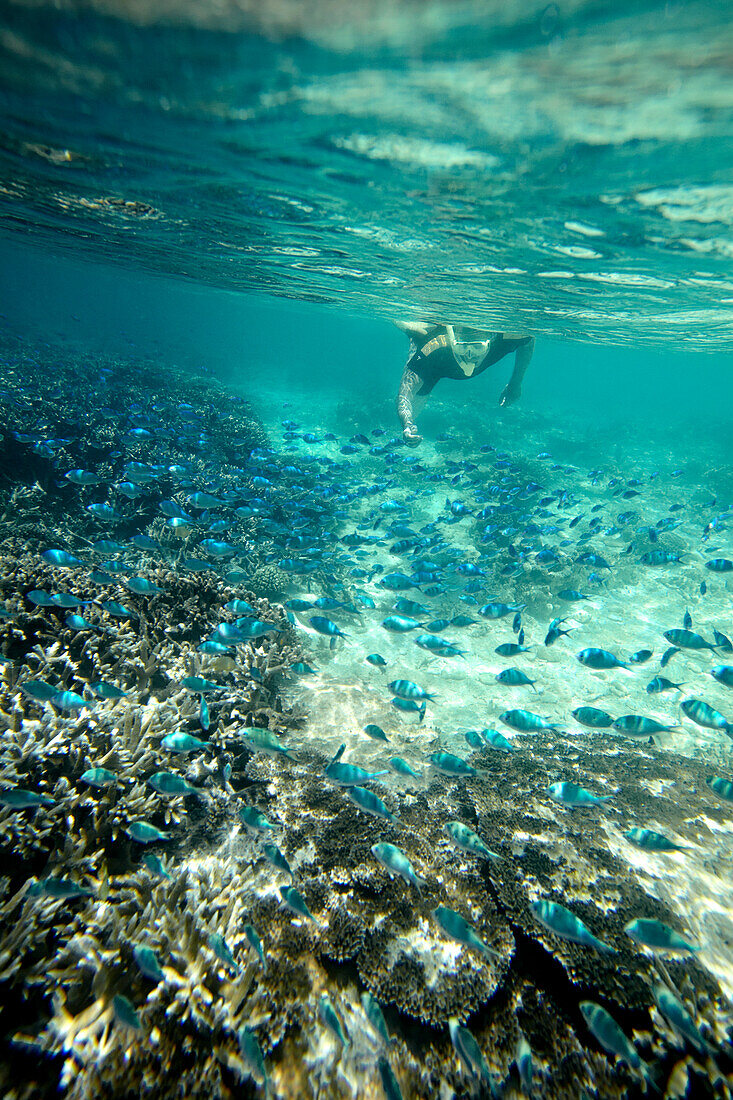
0, 333, 730, 1100
5, 723, 728, 1099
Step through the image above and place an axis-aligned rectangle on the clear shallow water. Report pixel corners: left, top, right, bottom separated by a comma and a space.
1, 2, 733, 1097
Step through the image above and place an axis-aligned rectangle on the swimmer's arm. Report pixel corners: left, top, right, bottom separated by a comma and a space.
394, 320, 431, 339
397, 366, 421, 426
396, 366, 423, 446
500, 337, 534, 407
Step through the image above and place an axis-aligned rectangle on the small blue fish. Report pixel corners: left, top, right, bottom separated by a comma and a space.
147, 772, 198, 797
629, 649, 653, 664
209, 932, 238, 971
496, 668, 537, 689
65, 614, 96, 630
640, 550, 682, 566
706, 558, 733, 572
577, 647, 627, 670
449, 1018, 494, 1084
237, 1029, 269, 1093
613, 714, 675, 736
362, 992, 390, 1045
87, 503, 121, 521
243, 924, 267, 969
664, 628, 716, 651
161, 732, 209, 753
27, 590, 55, 607
416, 634, 465, 657
515, 1036, 533, 1095
433, 905, 499, 960
41, 549, 83, 567
319, 993, 350, 1047
88, 570, 116, 585
347, 786, 397, 823
233, 617, 282, 638
112, 994, 142, 1031
242, 728, 294, 759
548, 782, 611, 809
284, 598, 313, 612
309, 616, 349, 648
128, 534, 158, 551
388, 680, 435, 701
557, 588, 589, 601
378, 572, 416, 591
624, 827, 683, 852
660, 645, 680, 668
126, 821, 171, 844
681, 697, 732, 735
239, 806, 275, 833
390, 697, 427, 720
28, 876, 93, 900
531, 900, 615, 953
0, 788, 54, 809
653, 982, 715, 1056
478, 602, 525, 619
482, 728, 515, 752
325, 755, 389, 787
80, 767, 117, 789
198, 640, 233, 655
646, 676, 684, 694
141, 853, 172, 879
711, 665, 733, 688
134, 945, 165, 982
279, 884, 318, 922
188, 491, 225, 509
572, 706, 613, 728
127, 577, 164, 595
99, 600, 137, 619
371, 842, 427, 892
224, 599, 257, 614
500, 709, 558, 733
364, 723, 389, 742
445, 820, 501, 860
429, 751, 477, 777
625, 918, 697, 954
181, 676, 221, 692
707, 776, 733, 802
51, 690, 90, 711
388, 757, 421, 779
495, 642, 530, 657
65, 469, 100, 486
580, 1001, 652, 1085
382, 615, 423, 633
87, 681, 126, 700
200, 539, 236, 558
261, 842, 292, 878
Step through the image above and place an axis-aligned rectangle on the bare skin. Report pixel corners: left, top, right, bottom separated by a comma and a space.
395, 321, 534, 447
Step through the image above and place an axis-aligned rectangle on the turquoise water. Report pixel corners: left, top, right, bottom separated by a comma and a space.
0, 2, 733, 1098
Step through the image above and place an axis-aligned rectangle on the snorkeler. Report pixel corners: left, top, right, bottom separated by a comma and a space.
395, 321, 534, 447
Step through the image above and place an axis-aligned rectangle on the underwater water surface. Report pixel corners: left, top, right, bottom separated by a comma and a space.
0, 1, 732, 1099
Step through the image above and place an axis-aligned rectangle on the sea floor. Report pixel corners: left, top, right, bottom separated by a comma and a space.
251, 380, 733, 987
0, 335, 732, 1098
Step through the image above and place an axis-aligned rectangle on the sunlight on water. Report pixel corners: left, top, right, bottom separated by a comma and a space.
1, 0, 732, 345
